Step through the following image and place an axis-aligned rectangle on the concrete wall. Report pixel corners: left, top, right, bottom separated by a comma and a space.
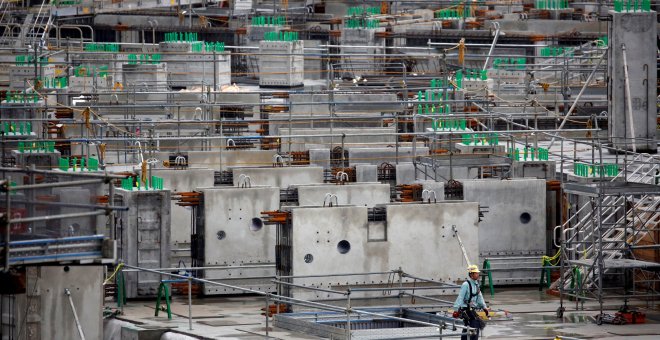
512, 161, 556, 179
146, 168, 215, 266
348, 147, 429, 166
199, 187, 279, 294
356, 164, 378, 182
464, 179, 546, 257
278, 127, 396, 152
288, 202, 479, 300
394, 163, 415, 185
416, 180, 445, 201
415, 165, 480, 182
150, 150, 277, 170
232, 166, 324, 188
296, 183, 391, 207
607, 10, 657, 152
463, 179, 546, 285
3, 266, 103, 340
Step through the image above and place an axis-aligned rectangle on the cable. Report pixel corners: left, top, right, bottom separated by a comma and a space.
104, 263, 124, 285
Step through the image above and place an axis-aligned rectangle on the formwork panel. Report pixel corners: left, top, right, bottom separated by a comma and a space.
116, 189, 171, 298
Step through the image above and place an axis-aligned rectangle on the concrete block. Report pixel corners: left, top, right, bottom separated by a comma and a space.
278, 127, 396, 152
415, 180, 445, 201
259, 40, 304, 87
2, 266, 103, 340
309, 148, 330, 168
607, 10, 657, 152
295, 183, 390, 207
11, 150, 60, 169
198, 187, 279, 294
121, 327, 168, 340
464, 179, 546, 257
232, 166, 324, 188
355, 164, 378, 182
287, 202, 479, 300
455, 144, 506, 155
395, 163, 416, 185
160, 51, 231, 89
151, 150, 277, 170
419, 166, 479, 181
146, 168, 215, 266
512, 161, 556, 179
348, 147, 429, 166
122, 63, 168, 91
463, 179, 546, 285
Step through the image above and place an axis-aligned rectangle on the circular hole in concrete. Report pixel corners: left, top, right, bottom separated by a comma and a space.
337, 240, 351, 254
217, 230, 226, 240
250, 217, 263, 232
520, 212, 531, 224
304, 254, 314, 263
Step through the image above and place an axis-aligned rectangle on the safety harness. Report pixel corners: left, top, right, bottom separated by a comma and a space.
464, 280, 480, 309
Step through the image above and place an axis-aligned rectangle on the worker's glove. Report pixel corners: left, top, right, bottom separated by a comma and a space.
483, 309, 489, 317
452, 311, 460, 318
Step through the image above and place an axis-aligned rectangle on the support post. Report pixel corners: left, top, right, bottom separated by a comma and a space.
188, 276, 193, 330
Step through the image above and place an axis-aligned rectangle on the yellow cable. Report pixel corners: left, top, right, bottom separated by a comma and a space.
542, 249, 561, 266
104, 263, 124, 285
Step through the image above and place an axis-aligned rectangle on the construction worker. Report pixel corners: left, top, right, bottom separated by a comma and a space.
453, 264, 489, 340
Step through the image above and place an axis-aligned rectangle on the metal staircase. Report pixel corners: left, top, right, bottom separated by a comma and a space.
10, 1, 53, 48
556, 153, 660, 316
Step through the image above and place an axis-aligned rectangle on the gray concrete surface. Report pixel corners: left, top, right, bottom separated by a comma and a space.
3, 266, 103, 340
287, 202, 479, 300
108, 287, 660, 339
464, 179, 547, 285
231, 166, 324, 188
295, 183, 390, 208
146, 168, 215, 267
197, 187, 279, 295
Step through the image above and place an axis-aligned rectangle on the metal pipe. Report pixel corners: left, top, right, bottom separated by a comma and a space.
120, 264, 275, 272
271, 280, 348, 295
482, 22, 501, 71
482, 256, 542, 261
64, 288, 86, 340
548, 49, 606, 148
10, 179, 105, 191
401, 273, 461, 287
36, 127, 599, 144
402, 293, 454, 305
0, 198, 127, 212
3, 180, 10, 271
276, 270, 398, 279
621, 44, 637, 153
481, 267, 557, 272
349, 285, 457, 292
188, 277, 193, 330
434, 41, 547, 48
10, 210, 106, 224
123, 264, 472, 331
0, 167, 127, 179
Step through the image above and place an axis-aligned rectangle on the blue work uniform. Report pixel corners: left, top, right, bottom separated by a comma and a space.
453, 278, 487, 340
